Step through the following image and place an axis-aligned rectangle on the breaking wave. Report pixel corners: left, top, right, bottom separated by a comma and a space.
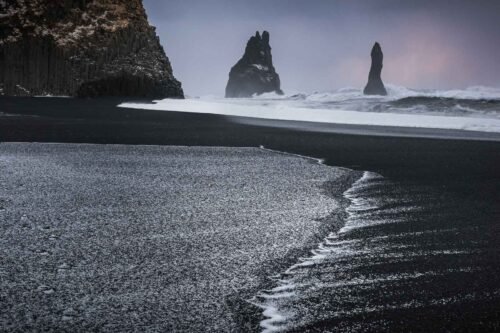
121, 84, 500, 134
241, 85, 500, 118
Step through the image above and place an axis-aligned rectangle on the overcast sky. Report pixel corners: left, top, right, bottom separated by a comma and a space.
143, 0, 500, 96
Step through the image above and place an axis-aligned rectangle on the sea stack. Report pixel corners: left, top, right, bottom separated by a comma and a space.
0, 0, 183, 98
225, 31, 283, 98
363, 42, 387, 96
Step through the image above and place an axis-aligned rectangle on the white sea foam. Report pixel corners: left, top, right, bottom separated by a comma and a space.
355, 84, 500, 101
259, 145, 325, 165
120, 85, 500, 134
228, 85, 500, 102
259, 304, 290, 333
251, 169, 486, 331
34, 95, 72, 98
252, 171, 384, 332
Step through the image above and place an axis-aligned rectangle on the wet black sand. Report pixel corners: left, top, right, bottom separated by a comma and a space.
1, 96, 499, 181
1, 97, 499, 332
259, 171, 500, 333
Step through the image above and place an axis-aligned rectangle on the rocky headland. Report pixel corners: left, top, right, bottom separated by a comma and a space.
0, 0, 183, 98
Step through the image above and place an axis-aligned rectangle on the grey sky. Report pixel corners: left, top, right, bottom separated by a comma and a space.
143, 0, 500, 96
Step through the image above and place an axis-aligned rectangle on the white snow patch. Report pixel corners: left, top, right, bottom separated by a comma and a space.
15, 85, 30, 94
252, 64, 269, 71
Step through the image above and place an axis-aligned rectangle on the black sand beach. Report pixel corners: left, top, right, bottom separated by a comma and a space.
0, 143, 358, 332
1, 96, 499, 181
1, 97, 499, 332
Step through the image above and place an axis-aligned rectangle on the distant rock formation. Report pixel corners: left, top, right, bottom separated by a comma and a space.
363, 42, 387, 96
0, 0, 183, 98
225, 31, 283, 98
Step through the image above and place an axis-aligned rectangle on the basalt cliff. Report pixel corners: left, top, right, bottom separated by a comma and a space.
0, 0, 183, 98
225, 31, 283, 98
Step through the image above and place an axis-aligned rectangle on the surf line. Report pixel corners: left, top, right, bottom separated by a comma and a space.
249, 169, 381, 333
259, 145, 325, 165
259, 145, 358, 174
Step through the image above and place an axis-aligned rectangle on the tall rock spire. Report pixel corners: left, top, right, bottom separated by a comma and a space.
363, 42, 387, 96
225, 30, 283, 98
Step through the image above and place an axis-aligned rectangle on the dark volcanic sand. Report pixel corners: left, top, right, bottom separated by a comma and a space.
258, 171, 500, 333
0, 96, 499, 181
0, 143, 357, 332
1, 97, 499, 332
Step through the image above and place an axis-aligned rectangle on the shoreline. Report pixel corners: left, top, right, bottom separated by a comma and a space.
2, 96, 500, 142
253, 170, 366, 333
0, 143, 358, 332
1, 97, 499, 182
226, 148, 363, 332
1, 98, 498, 331
119, 98, 500, 137
229, 115, 500, 142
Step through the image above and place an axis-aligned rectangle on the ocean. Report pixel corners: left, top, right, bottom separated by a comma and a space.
121, 85, 500, 133
254, 85, 500, 118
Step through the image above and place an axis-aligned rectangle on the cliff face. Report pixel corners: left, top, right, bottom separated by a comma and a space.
363, 42, 387, 96
225, 31, 283, 98
0, 0, 183, 98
